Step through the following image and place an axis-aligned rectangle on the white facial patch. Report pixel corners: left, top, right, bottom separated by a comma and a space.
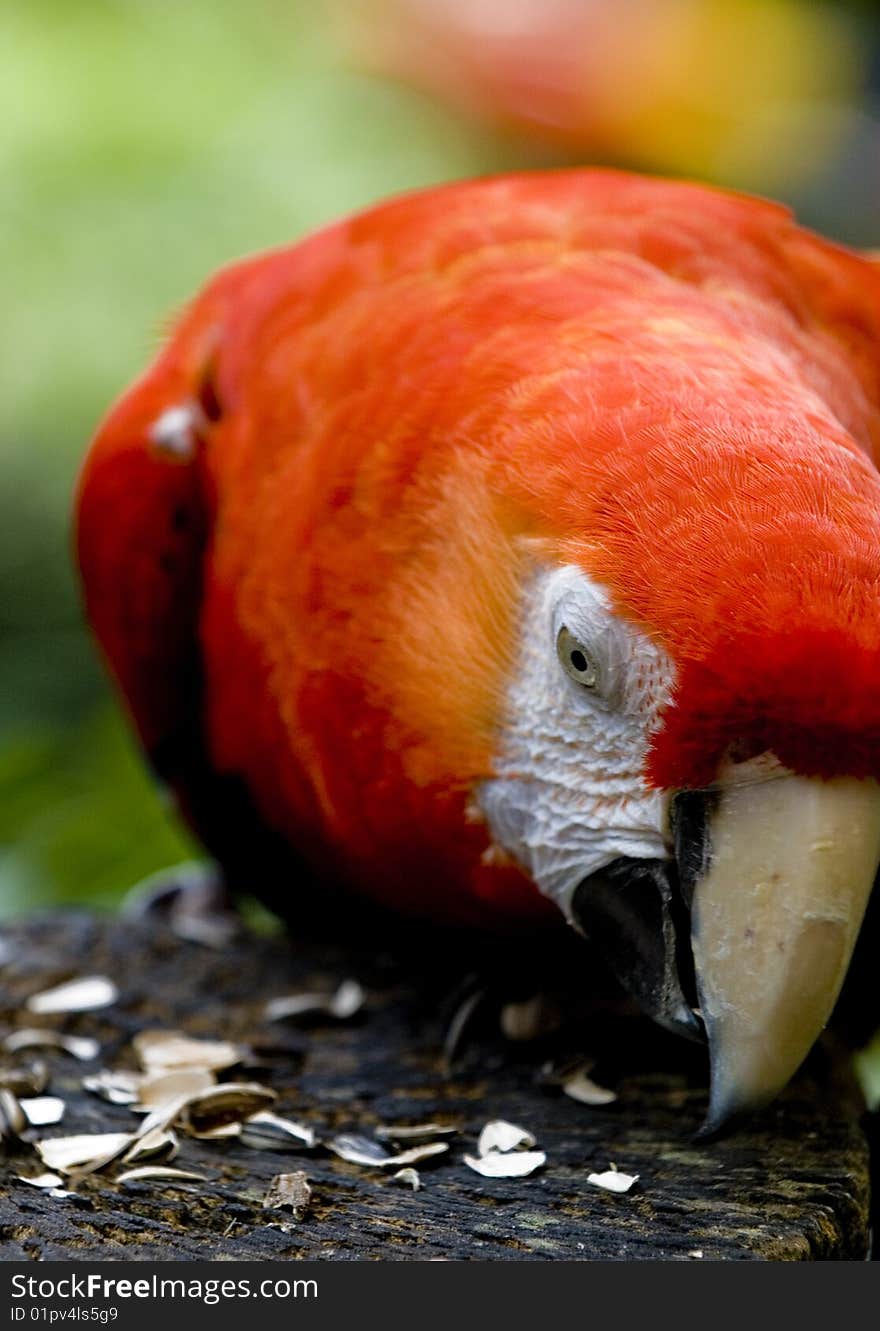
476, 565, 677, 921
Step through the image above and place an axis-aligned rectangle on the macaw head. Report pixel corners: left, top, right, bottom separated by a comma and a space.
470, 296, 880, 1134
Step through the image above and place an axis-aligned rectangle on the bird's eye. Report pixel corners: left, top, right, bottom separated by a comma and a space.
557, 625, 599, 688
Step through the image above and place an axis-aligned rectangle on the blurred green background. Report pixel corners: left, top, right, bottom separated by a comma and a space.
3, 0, 880, 920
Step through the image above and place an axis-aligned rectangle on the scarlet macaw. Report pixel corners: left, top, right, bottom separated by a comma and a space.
77, 171, 880, 1131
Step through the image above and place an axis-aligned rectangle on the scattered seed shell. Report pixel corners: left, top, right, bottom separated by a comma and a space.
118, 1166, 205, 1185
464, 1150, 546, 1178
499, 994, 562, 1042
587, 1169, 639, 1194
37, 1133, 134, 1174
133, 1030, 244, 1074
0, 1061, 49, 1097
442, 985, 485, 1070
391, 1167, 421, 1190
562, 1067, 618, 1107
20, 1096, 65, 1127
0, 1089, 26, 1140
180, 1082, 276, 1134
82, 1069, 142, 1105
263, 1170, 312, 1218
327, 1133, 389, 1166
16, 1172, 65, 1190
240, 1111, 317, 1152
327, 1134, 448, 1168
188, 1121, 242, 1141
68, 1098, 187, 1179
383, 1143, 449, 1167
477, 1120, 537, 1156
374, 1122, 456, 1144
3, 1030, 99, 1061
122, 1127, 178, 1165
133, 1067, 215, 1112
264, 978, 364, 1023
26, 975, 118, 1015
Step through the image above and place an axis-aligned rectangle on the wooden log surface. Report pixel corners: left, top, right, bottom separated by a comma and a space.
0, 908, 872, 1261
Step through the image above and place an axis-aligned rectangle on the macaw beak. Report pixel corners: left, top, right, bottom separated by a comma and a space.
688, 773, 880, 1135
571, 773, 880, 1135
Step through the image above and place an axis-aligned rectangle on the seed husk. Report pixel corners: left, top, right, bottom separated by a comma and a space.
82, 1069, 142, 1105
3, 1030, 99, 1062
16, 1171, 65, 1190
121, 1127, 178, 1164
180, 1082, 276, 1134
117, 1166, 205, 1185
20, 1096, 65, 1127
499, 994, 562, 1042
442, 985, 486, 1070
26, 976, 118, 1015
0, 1060, 49, 1097
189, 1121, 242, 1141
328, 1133, 448, 1168
464, 1150, 546, 1178
0, 1089, 26, 1140
587, 1169, 639, 1194
263, 1170, 311, 1218
477, 1120, 537, 1156
264, 978, 364, 1023
327, 1133, 388, 1166
133, 1067, 215, 1112
240, 1111, 317, 1151
562, 1067, 618, 1107
68, 1095, 191, 1178
37, 1133, 134, 1174
133, 1030, 244, 1074
374, 1122, 456, 1144
381, 1142, 449, 1167
391, 1167, 421, 1190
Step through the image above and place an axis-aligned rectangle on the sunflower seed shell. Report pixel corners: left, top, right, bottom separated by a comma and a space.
180, 1083, 276, 1134
265, 979, 364, 1022
37, 1133, 134, 1174
133, 1030, 244, 1074
240, 1111, 317, 1151
374, 1122, 456, 1144
562, 1068, 618, 1106
263, 1170, 312, 1217
26, 976, 118, 1015
117, 1166, 205, 1185
391, 1167, 422, 1190
20, 1096, 65, 1127
587, 1169, 639, 1194
3, 1031, 99, 1062
464, 1150, 546, 1178
477, 1120, 537, 1156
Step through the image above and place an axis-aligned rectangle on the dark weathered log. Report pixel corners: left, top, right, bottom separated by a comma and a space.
0, 909, 871, 1260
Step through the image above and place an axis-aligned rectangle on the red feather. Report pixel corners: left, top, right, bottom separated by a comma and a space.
76, 170, 880, 924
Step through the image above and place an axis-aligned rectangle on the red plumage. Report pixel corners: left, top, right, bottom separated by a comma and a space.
76, 170, 880, 926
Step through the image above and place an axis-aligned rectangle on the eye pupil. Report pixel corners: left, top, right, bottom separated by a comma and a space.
556, 624, 599, 689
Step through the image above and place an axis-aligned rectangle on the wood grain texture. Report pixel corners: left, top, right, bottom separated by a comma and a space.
0, 910, 871, 1261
